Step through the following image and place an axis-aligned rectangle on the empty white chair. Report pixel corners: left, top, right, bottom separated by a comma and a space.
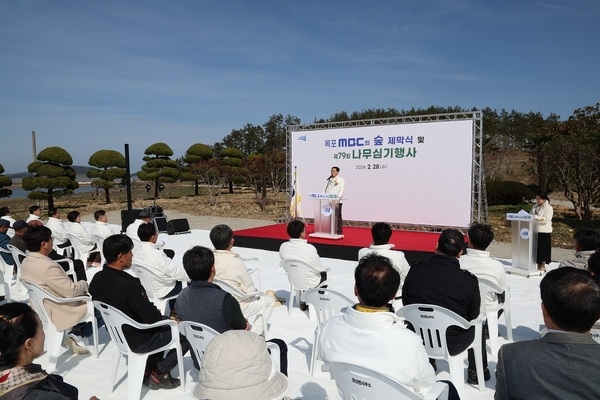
323, 362, 449, 400
22, 280, 98, 370
280, 258, 330, 315
131, 263, 179, 316
397, 304, 485, 398
478, 278, 513, 354
304, 288, 354, 376
93, 300, 185, 400
213, 278, 269, 337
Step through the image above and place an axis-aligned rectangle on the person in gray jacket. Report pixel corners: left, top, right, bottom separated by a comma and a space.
495, 267, 600, 400
558, 228, 600, 270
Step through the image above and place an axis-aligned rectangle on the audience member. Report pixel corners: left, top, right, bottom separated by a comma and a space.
0, 219, 15, 266
495, 267, 600, 399
8, 220, 28, 252
193, 330, 289, 400
0, 206, 16, 237
587, 249, 600, 277
19, 225, 92, 355
125, 209, 152, 243
0, 302, 99, 400
89, 234, 189, 390
460, 223, 507, 313
358, 221, 410, 290
25, 205, 42, 223
66, 211, 99, 266
279, 220, 327, 310
210, 224, 275, 335
134, 222, 188, 312
46, 208, 72, 251
320, 253, 446, 399
90, 209, 113, 241
176, 245, 288, 373
558, 228, 600, 270
403, 229, 487, 385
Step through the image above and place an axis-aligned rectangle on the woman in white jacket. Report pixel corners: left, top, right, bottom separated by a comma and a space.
531, 191, 553, 272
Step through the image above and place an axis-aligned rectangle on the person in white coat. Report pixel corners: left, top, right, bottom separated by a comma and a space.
319, 253, 446, 399
66, 210, 99, 265
91, 210, 113, 240
358, 222, 410, 291
531, 191, 553, 272
45, 209, 72, 250
324, 166, 345, 234
133, 222, 188, 312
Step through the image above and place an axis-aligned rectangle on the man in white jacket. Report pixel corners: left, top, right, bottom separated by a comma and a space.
133, 222, 188, 312
210, 224, 275, 335
319, 253, 438, 399
46, 209, 71, 250
91, 209, 113, 241
358, 222, 410, 290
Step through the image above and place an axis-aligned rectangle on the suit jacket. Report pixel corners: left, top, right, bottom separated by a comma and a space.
20, 252, 89, 332
495, 331, 600, 400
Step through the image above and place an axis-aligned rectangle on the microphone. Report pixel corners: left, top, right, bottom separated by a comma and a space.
326, 175, 333, 181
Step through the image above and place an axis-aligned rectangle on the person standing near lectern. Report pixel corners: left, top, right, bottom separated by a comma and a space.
324, 166, 345, 235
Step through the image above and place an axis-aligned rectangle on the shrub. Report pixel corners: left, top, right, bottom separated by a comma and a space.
486, 180, 534, 206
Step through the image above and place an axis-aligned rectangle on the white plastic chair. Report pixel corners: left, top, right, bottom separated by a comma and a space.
93, 300, 185, 400
66, 229, 96, 266
323, 362, 449, 400
22, 280, 98, 370
478, 278, 513, 354
0, 247, 14, 295
7, 244, 27, 294
0, 268, 10, 304
213, 278, 269, 336
304, 288, 354, 376
240, 255, 262, 291
178, 320, 220, 368
131, 263, 179, 316
397, 304, 485, 398
280, 258, 330, 316
92, 234, 106, 266
590, 325, 600, 344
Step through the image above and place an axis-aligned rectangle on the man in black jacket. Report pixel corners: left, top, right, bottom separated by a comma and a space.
89, 234, 188, 390
402, 228, 487, 384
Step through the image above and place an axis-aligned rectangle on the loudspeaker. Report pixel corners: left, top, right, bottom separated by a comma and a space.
167, 218, 190, 235
121, 208, 144, 233
154, 216, 168, 233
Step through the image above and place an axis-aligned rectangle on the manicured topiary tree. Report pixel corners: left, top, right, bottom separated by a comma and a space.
87, 150, 127, 204
181, 143, 214, 196
0, 164, 12, 198
22, 146, 78, 210
137, 142, 180, 199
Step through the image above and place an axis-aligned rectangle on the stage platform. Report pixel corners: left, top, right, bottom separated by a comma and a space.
234, 224, 443, 264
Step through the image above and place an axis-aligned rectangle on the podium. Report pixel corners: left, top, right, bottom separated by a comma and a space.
308, 193, 343, 240
506, 213, 542, 277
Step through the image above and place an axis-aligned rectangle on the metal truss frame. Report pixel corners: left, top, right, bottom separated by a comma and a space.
286, 111, 487, 230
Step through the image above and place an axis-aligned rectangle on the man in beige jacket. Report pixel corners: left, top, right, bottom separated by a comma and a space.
20, 225, 91, 354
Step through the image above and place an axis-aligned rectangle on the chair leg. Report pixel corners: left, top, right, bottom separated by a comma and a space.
108, 351, 122, 395
287, 286, 294, 316
310, 329, 320, 377
486, 313, 499, 354
447, 354, 465, 399
266, 342, 281, 372
473, 323, 485, 392
175, 345, 186, 394
92, 317, 99, 358
504, 304, 513, 342
128, 355, 147, 400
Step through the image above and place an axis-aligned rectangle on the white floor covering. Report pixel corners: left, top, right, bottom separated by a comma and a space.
6, 226, 552, 400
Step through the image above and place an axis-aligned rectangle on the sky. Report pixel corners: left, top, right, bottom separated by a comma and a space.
1, 0, 599, 174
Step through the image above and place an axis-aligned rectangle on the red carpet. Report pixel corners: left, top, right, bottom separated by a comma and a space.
234, 224, 442, 264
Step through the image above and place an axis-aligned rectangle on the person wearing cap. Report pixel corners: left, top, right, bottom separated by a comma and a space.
320, 253, 439, 399
25, 205, 42, 224
8, 220, 28, 253
126, 209, 153, 244
402, 228, 487, 385
0, 206, 16, 237
0, 219, 15, 266
193, 330, 289, 400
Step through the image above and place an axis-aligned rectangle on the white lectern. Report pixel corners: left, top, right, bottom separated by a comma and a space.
308, 192, 343, 240
506, 213, 542, 277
